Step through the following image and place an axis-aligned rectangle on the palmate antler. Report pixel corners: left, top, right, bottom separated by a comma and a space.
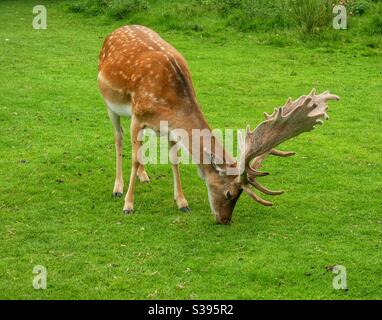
240, 89, 340, 206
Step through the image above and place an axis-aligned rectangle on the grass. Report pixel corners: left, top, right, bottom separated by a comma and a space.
0, 0, 381, 299
68, 0, 382, 35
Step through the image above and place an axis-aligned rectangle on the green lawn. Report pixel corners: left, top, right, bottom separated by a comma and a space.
0, 0, 381, 299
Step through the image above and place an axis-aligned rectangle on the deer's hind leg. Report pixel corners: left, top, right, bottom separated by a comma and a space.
137, 164, 150, 183
107, 109, 124, 197
123, 116, 144, 214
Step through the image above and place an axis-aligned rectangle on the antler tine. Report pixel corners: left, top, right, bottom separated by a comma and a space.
246, 153, 269, 177
270, 149, 295, 157
317, 91, 340, 102
248, 168, 269, 177
245, 124, 253, 137
263, 112, 272, 120
242, 185, 273, 206
248, 177, 284, 195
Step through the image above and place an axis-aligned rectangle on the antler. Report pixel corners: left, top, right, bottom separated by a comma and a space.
241, 89, 340, 206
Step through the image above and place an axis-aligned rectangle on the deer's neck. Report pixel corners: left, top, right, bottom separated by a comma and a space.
171, 104, 236, 178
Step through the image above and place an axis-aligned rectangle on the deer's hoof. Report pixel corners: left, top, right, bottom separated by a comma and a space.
138, 172, 150, 183
180, 206, 191, 213
113, 192, 123, 198
123, 208, 134, 214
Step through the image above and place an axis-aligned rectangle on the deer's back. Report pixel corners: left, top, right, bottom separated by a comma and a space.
98, 25, 197, 119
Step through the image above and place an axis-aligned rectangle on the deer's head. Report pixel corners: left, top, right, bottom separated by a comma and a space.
204, 89, 340, 224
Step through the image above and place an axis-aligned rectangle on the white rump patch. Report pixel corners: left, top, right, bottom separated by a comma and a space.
105, 100, 132, 118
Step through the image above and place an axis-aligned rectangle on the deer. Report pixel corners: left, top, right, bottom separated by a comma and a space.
98, 25, 340, 224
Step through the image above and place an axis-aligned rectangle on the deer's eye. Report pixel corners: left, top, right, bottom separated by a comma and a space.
225, 191, 232, 200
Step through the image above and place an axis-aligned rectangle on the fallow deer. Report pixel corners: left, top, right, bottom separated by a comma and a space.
98, 25, 340, 224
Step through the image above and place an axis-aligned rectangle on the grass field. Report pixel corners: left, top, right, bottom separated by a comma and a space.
0, 0, 381, 299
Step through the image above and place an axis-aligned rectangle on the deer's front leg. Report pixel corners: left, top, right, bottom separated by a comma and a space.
123, 116, 142, 214
169, 141, 190, 212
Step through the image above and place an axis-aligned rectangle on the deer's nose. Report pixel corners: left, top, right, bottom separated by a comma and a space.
216, 216, 232, 225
